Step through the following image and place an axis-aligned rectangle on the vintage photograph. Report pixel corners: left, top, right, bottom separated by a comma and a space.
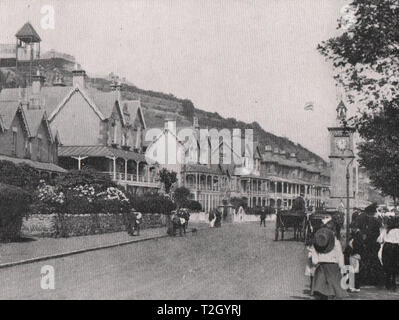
0, 0, 398, 302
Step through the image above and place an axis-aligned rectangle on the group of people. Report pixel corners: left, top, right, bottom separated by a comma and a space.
169, 209, 190, 236
305, 203, 399, 299
123, 209, 143, 236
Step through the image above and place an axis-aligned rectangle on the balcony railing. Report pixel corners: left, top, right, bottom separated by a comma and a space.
103, 172, 160, 188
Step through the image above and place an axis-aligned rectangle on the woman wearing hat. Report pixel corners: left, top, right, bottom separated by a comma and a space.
309, 227, 348, 299
377, 217, 399, 291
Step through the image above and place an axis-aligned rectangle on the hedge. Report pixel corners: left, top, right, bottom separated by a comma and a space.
0, 183, 32, 241
0, 160, 42, 190
129, 194, 176, 215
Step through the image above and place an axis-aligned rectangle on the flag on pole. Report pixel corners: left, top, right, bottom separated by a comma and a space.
304, 101, 314, 111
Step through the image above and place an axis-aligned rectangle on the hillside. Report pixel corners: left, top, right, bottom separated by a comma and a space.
0, 57, 326, 165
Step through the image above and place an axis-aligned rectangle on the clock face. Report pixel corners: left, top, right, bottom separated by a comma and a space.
336, 138, 347, 152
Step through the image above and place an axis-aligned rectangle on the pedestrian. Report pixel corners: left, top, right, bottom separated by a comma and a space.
309, 227, 348, 300
344, 229, 363, 292
209, 209, 216, 228
214, 208, 222, 228
132, 211, 143, 236
377, 217, 399, 291
123, 208, 135, 236
260, 207, 266, 227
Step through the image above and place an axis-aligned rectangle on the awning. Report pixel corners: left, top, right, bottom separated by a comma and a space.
0, 154, 66, 173
59, 145, 147, 162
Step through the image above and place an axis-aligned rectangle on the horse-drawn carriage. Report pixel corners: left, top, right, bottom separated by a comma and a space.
274, 209, 307, 241
274, 208, 344, 242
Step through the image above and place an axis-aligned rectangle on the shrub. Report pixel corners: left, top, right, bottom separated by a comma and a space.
173, 186, 191, 208
0, 160, 42, 190
54, 168, 116, 191
31, 180, 129, 215
230, 197, 248, 210
129, 194, 176, 215
0, 183, 32, 241
185, 200, 202, 212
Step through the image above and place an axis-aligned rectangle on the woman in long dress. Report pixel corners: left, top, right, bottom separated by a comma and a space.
309, 227, 348, 299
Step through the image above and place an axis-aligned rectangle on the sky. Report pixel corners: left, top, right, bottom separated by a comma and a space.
0, 0, 350, 160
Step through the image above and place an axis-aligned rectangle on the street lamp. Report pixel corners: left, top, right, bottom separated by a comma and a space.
345, 151, 355, 246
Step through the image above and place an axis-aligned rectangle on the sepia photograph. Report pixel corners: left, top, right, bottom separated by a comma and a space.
0, 0, 398, 305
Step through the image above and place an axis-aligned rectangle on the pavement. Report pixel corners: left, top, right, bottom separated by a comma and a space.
0, 224, 207, 267
0, 222, 398, 299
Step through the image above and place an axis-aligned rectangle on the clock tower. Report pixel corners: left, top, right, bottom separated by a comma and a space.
327, 100, 355, 211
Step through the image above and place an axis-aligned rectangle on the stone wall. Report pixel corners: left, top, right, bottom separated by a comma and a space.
22, 213, 167, 238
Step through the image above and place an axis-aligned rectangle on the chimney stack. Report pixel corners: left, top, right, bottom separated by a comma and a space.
72, 63, 86, 88
32, 70, 45, 95
30, 70, 45, 109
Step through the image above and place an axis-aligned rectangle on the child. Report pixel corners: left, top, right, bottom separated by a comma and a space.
305, 244, 317, 294
309, 227, 348, 299
344, 229, 363, 292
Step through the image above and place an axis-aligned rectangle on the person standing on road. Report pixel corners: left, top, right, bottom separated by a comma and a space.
377, 217, 399, 291
260, 207, 266, 227
132, 211, 143, 236
123, 208, 135, 236
309, 227, 348, 300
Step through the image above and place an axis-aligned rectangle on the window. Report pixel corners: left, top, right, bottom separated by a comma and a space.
113, 125, 117, 144
24, 140, 30, 158
12, 128, 17, 155
121, 132, 125, 146
38, 138, 42, 161
136, 126, 141, 148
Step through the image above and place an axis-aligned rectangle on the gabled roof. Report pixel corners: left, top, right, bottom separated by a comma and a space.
15, 22, 41, 42
22, 107, 53, 141
0, 86, 139, 128
121, 100, 146, 129
0, 101, 20, 130
48, 86, 107, 121
0, 101, 30, 136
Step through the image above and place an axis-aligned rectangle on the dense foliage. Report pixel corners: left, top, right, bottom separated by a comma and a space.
158, 168, 177, 194
129, 194, 176, 215
318, 0, 399, 200
230, 197, 248, 210
185, 200, 202, 212
0, 160, 42, 190
173, 187, 191, 209
0, 183, 32, 241
30, 168, 129, 215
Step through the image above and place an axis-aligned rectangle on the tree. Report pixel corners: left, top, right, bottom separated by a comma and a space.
173, 186, 191, 209
158, 168, 177, 194
181, 99, 195, 119
356, 103, 399, 201
318, 0, 399, 200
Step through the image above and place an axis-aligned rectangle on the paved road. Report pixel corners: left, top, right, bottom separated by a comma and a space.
0, 223, 310, 299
